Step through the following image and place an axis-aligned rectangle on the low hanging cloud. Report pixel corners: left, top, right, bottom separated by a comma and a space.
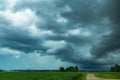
91, 0, 120, 58
0, 0, 120, 69
57, 0, 102, 24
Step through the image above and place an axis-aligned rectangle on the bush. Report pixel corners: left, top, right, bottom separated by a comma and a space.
110, 64, 120, 72
59, 67, 65, 72
59, 66, 79, 72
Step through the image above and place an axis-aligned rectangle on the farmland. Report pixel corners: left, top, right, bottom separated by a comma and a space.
95, 72, 120, 79
0, 71, 120, 80
0, 72, 86, 80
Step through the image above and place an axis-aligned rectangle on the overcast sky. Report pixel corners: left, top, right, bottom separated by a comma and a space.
0, 0, 120, 70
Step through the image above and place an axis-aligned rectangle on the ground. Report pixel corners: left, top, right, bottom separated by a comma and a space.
0, 71, 120, 80
0, 72, 86, 80
87, 74, 120, 80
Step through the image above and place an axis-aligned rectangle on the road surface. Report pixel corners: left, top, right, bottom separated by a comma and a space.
87, 74, 120, 80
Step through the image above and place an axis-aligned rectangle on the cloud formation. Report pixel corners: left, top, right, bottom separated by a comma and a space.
91, 0, 120, 58
0, 0, 120, 69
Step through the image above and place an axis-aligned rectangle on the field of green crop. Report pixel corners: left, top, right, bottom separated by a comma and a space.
95, 72, 120, 79
0, 72, 86, 80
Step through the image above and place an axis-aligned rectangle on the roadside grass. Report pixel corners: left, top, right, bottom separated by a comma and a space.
0, 72, 86, 80
95, 72, 120, 79
72, 73, 86, 80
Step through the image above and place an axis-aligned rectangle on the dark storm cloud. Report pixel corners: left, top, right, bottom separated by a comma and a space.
0, 0, 60, 53
91, 0, 120, 58
56, 0, 102, 24
47, 43, 76, 62
48, 33, 92, 46
0, 26, 47, 53
1, 0, 120, 69
0, 14, 47, 53
52, 0, 120, 68
14, 0, 72, 33
103, 0, 120, 23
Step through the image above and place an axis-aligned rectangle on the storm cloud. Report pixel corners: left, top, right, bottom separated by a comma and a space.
0, 0, 120, 69
91, 0, 120, 58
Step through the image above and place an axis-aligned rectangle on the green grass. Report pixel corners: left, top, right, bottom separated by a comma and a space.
95, 72, 120, 79
0, 72, 86, 80
73, 73, 86, 80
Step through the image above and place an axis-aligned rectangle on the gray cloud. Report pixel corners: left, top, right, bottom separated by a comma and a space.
102, 0, 120, 23
1, 0, 120, 69
57, 0, 103, 24
0, 27, 47, 53
91, 0, 120, 59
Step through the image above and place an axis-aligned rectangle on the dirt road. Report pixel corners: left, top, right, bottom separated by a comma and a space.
87, 74, 120, 80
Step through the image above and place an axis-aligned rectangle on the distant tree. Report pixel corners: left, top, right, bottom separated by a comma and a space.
118, 65, 120, 72
115, 64, 119, 72
59, 66, 79, 72
110, 66, 114, 72
59, 67, 65, 72
75, 66, 79, 72
110, 64, 120, 72
66, 66, 76, 72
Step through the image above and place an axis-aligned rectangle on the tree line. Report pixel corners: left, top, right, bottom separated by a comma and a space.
110, 64, 120, 72
59, 66, 79, 72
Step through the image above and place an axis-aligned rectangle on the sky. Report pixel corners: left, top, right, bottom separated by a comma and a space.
0, 0, 120, 70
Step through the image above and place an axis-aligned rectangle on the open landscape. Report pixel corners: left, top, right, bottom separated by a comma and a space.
0, 72, 86, 80
0, 0, 120, 80
0, 71, 120, 80
95, 72, 120, 79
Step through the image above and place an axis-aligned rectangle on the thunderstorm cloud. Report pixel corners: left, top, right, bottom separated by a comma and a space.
0, 0, 120, 70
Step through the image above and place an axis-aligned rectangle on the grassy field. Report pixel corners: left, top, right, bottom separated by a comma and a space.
95, 72, 120, 79
0, 72, 86, 80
